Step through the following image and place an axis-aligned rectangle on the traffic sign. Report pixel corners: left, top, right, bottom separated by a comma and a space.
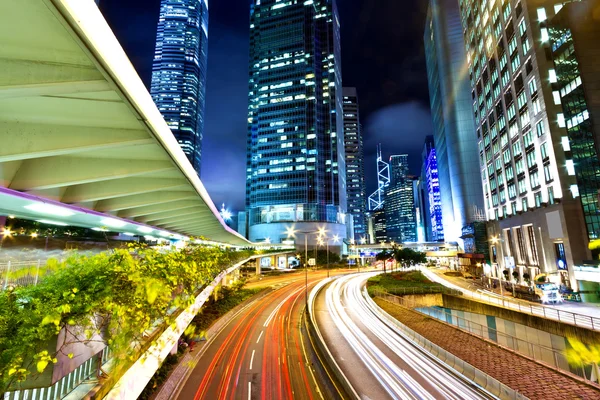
308, 258, 316, 266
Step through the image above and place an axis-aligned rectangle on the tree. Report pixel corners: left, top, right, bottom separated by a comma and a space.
393, 248, 427, 267
565, 337, 600, 383
512, 271, 519, 281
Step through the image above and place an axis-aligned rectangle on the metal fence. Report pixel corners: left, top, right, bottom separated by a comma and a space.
0, 260, 46, 290
366, 291, 528, 400
418, 266, 600, 332
375, 290, 597, 384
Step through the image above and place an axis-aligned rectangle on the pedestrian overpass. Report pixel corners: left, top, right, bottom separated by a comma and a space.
0, 0, 249, 246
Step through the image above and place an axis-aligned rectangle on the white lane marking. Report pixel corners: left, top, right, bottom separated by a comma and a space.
263, 286, 305, 327
248, 382, 252, 400
256, 331, 264, 344
249, 349, 256, 370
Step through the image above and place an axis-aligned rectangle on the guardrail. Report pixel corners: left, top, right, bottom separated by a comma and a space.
381, 286, 463, 296
419, 267, 600, 332
307, 278, 360, 400
0, 260, 46, 290
367, 291, 529, 400
375, 290, 597, 384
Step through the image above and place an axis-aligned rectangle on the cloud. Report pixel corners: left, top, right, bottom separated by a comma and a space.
362, 102, 433, 195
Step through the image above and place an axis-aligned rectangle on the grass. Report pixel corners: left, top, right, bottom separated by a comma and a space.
367, 271, 445, 297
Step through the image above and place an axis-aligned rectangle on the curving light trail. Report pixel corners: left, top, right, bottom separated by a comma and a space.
324, 273, 497, 400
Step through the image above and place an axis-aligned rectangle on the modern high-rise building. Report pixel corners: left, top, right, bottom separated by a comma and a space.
343, 87, 367, 242
385, 155, 417, 243
422, 136, 444, 241
245, 0, 347, 246
458, 0, 593, 293
424, 0, 485, 247
151, 0, 209, 176
548, 0, 600, 297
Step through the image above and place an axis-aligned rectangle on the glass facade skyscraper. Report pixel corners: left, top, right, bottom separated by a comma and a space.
245, 0, 347, 245
385, 155, 417, 243
458, 0, 592, 292
424, 0, 485, 247
151, 0, 209, 176
343, 87, 367, 242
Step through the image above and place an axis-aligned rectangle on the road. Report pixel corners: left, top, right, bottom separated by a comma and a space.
313, 273, 497, 400
176, 270, 347, 400
420, 266, 600, 331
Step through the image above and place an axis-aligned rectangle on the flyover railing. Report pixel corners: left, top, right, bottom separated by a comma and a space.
419, 266, 600, 332
374, 290, 597, 384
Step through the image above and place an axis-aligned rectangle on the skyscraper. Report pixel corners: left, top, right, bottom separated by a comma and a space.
548, 0, 600, 298
245, 0, 347, 246
458, 0, 592, 292
151, 0, 209, 176
343, 87, 367, 242
385, 155, 417, 243
422, 136, 444, 241
424, 0, 485, 247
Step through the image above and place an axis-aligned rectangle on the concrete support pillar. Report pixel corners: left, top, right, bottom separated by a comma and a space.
256, 258, 261, 276
0, 216, 6, 232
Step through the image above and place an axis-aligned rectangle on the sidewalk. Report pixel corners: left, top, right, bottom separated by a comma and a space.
431, 267, 600, 316
375, 297, 600, 399
421, 267, 600, 331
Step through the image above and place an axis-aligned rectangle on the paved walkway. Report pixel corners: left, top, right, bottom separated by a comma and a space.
421, 267, 600, 331
375, 298, 600, 400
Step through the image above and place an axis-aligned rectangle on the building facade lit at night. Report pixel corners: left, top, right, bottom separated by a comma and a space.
245, 0, 347, 246
423, 136, 444, 241
458, 0, 593, 294
150, 0, 209, 176
385, 155, 417, 243
424, 0, 485, 248
343, 87, 367, 242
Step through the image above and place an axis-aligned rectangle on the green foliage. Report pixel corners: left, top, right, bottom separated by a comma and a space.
393, 248, 427, 266
0, 244, 256, 392
366, 271, 444, 297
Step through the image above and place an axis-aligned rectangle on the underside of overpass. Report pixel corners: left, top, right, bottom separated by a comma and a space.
0, 0, 249, 246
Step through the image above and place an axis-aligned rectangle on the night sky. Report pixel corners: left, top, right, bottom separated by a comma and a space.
100, 0, 433, 213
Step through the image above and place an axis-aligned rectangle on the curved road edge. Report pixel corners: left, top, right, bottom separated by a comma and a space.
306, 278, 361, 400
365, 290, 529, 400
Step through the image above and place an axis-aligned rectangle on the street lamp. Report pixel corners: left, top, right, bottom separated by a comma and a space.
319, 234, 340, 278
286, 226, 326, 306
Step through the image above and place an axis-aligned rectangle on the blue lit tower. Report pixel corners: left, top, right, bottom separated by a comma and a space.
343, 87, 367, 242
151, 0, 209, 176
245, 0, 347, 246
423, 136, 443, 241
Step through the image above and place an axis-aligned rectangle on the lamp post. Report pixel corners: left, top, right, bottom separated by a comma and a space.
318, 234, 340, 278
286, 226, 326, 307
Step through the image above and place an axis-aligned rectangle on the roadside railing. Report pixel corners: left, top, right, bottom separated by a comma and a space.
375, 290, 598, 385
0, 260, 47, 290
381, 286, 463, 296
366, 290, 529, 399
419, 266, 600, 332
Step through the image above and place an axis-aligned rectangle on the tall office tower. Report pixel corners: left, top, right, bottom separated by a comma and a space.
548, 0, 600, 297
424, 0, 485, 247
343, 87, 367, 242
422, 136, 444, 241
151, 0, 209, 176
245, 0, 346, 246
385, 155, 417, 243
458, 0, 593, 292
414, 177, 428, 242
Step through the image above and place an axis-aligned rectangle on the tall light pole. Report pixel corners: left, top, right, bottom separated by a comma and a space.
319, 234, 340, 278
286, 226, 326, 307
